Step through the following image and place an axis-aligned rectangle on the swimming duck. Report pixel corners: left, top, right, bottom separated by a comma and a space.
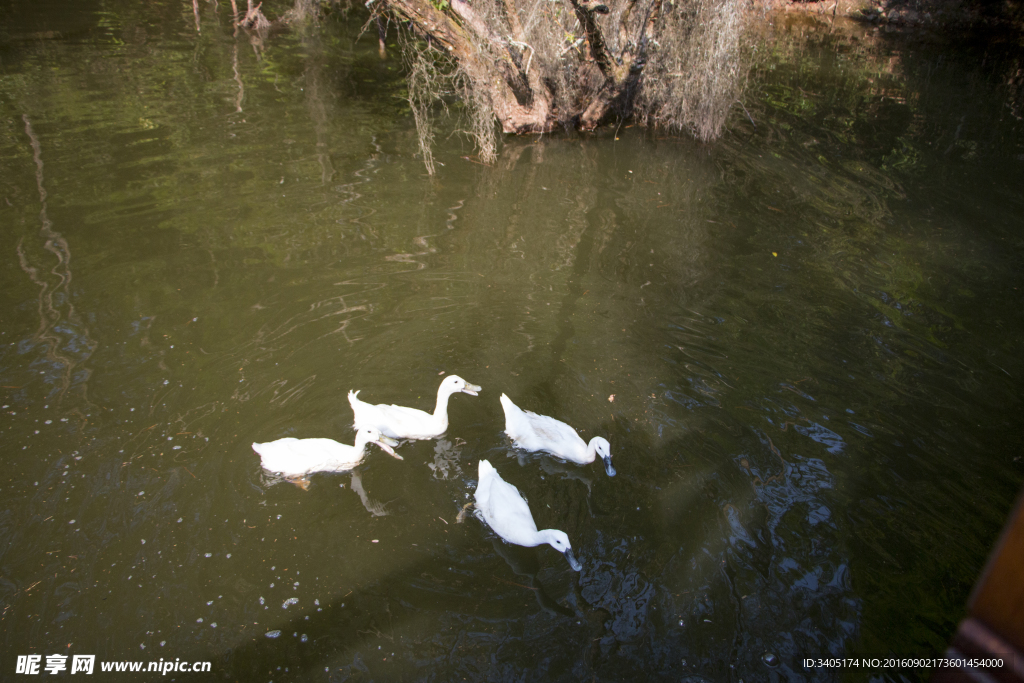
474, 459, 582, 572
499, 393, 615, 476
348, 375, 481, 440
253, 427, 401, 489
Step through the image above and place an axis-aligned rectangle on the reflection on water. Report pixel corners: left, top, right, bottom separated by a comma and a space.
0, 3, 1022, 681
16, 116, 98, 425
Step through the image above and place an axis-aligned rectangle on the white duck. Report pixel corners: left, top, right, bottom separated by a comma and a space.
348, 375, 481, 440
253, 427, 401, 490
474, 459, 582, 572
500, 393, 615, 476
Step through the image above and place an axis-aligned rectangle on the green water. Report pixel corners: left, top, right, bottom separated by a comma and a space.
1, 1, 1022, 680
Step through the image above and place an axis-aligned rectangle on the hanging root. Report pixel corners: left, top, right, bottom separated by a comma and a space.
405, 46, 442, 175
400, 29, 498, 174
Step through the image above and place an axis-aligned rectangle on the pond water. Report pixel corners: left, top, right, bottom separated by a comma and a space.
1, 1, 1022, 680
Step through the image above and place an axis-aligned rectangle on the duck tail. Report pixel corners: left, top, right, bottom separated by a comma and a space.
499, 393, 521, 423
499, 393, 526, 437
347, 389, 360, 406
478, 459, 495, 479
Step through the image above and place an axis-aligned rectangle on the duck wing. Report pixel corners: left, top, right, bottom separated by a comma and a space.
350, 390, 439, 439
514, 412, 586, 459
477, 469, 540, 546
255, 438, 359, 476
371, 404, 438, 439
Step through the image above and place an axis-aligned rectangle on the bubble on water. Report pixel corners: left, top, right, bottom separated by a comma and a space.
681, 659, 687, 667
265, 630, 281, 639
204, 553, 212, 558
141, 539, 146, 544
226, 553, 231, 558
210, 623, 217, 628
138, 491, 144, 496
177, 518, 182, 523
259, 597, 265, 605
269, 583, 274, 588
678, 619, 684, 627
300, 634, 308, 643
282, 598, 298, 609
173, 446, 181, 450
276, 515, 282, 519
293, 582, 299, 587
196, 618, 203, 623
762, 653, 779, 668
207, 601, 213, 605
69, 520, 76, 524
45, 420, 52, 425
314, 599, 319, 606
163, 380, 169, 385
160, 641, 166, 647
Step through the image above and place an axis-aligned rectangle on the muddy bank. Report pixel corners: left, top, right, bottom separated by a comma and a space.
770, 0, 1024, 30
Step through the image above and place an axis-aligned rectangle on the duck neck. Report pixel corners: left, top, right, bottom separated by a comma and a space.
352, 433, 370, 454
433, 386, 453, 421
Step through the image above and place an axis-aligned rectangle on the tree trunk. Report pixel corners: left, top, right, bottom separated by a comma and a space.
383, 0, 660, 133
379, 0, 751, 165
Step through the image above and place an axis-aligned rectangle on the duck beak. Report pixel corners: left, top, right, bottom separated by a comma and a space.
374, 440, 403, 460
602, 456, 616, 477
462, 382, 482, 397
563, 548, 582, 572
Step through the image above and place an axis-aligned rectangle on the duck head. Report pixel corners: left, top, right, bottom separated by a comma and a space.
589, 437, 614, 476
354, 427, 403, 460
441, 375, 481, 397
542, 529, 582, 571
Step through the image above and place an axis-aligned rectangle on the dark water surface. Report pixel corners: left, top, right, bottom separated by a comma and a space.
1, 2, 1022, 680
